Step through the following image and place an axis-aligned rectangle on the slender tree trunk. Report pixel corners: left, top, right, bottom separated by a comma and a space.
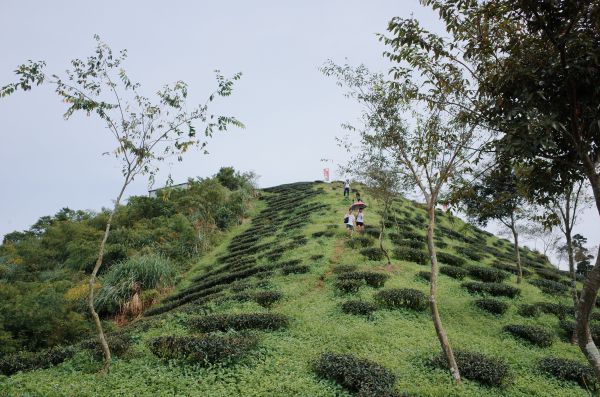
509, 214, 523, 284
88, 177, 130, 373
379, 206, 391, 265
566, 231, 579, 344
427, 203, 461, 384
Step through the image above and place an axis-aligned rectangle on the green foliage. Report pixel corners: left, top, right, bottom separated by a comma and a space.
0, 346, 76, 375
534, 268, 563, 282
96, 254, 175, 314
474, 298, 509, 316
337, 271, 389, 288
539, 357, 597, 389
517, 304, 540, 318
439, 265, 466, 280
335, 279, 364, 294
503, 325, 554, 347
416, 271, 431, 282
332, 264, 358, 274
528, 279, 568, 295
535, 302, 573, 319
467, 265, 510, 283
281, 264, 310, 275
149, 334, 257, 366
436, 252, 465, 267
347, 236, 375, 249
341, 300, 378, 316
360, 247, 385, 261
461, 282, 521, 298
78, 333, 132, 359
314, 352, 399, 397
392, 247, 428, 265
374, 288, 428, 311
188, 313, 289, 332
432, 350, 509, 387
491, 262, 531, 277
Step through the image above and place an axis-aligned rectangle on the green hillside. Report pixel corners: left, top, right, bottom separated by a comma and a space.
0, 181, 593, 397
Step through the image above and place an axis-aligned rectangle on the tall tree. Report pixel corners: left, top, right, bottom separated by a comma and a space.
1, 36, 243, 372
457, 160, 528, 283
323, 62, 480, 384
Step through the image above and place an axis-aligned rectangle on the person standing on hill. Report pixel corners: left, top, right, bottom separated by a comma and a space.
343, 179, 350, 198
356, 208, 364, 233
344, 209, 355, 236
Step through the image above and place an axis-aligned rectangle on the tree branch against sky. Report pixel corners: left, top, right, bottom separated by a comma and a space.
1, 35, 243, 372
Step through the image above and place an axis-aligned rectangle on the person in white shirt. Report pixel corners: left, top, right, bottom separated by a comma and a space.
345, 209, 355, 236
356, 208, 364, 233
343, 180, 350, 198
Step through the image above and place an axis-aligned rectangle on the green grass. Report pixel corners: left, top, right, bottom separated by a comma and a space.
0, 181, 590, 397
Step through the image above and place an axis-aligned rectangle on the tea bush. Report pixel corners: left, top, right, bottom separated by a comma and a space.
439, 266, 467, 280
535, 268, 563, 282
374, 288, 428, 311
436, 252, 466, 267
529, 279, 568, 295
416, 271, 431, 282
332, 264, 358, 274
461, 282, 521, 298
360, 247, 385, 261
491, 262, 531, 276
539, 357, 596, 389
474, 298, 509, 315
393, 247, 428, 266
337, 271, 389, 288
347, 236, 375, 249
466, 265, 510, 283
517, 304, 540, 318
148, 334, 258, 366
314, 352, 399, 397
432, 350, 509, 386
0, 345, 76, 375
503, 324, 554, 347
78, 333, 132, 359
535, 302, 573, 319
341, 300, 378, 316
281, 264, 310, 275
335, 279, 364, 294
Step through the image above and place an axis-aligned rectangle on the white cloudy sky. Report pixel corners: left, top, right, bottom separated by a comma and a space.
0, 0, 597, 268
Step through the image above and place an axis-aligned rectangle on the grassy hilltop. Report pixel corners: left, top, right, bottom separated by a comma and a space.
0, 181, 593, 397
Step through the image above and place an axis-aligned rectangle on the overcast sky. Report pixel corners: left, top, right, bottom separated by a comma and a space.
1, 1, 597, 268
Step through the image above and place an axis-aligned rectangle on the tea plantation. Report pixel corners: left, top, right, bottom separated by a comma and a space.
1, 181, 594, 397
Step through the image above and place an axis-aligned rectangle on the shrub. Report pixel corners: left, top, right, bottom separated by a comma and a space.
559, 319, 600, 344
535, 268, 563, 282
188, 313, 289, 332
393, 247, 428, 266
360, 247, 385, 261
341, 300, 378, 316
529, 279, 569, 295
149, 334, 257, 366
439, 266, 467, 280
456, 246, 483, 261
335, 279, 364, 294
461, 282, 520, 298
347, 236, 375, 249
281, 264, 310, 275
491, 262, 531, 276
539, 357, 596, 389
312, 230, 335, 238
517, 304, 540, 318
536, 302, 573, 318
436, 252, 466, 267
364, 226, 381, 238
95, 254, 175, 314
432, 350, 509, 386
0, 345, 76, 375
310, 254, 324, 261
250, 291, 283, 308
504, 324, 554, 347
467, 265, 510, 283
374, 288, 428, 311
314, 352, 398, 397
337, 271, 389, 288
416, 271, 431, 282
79, 333, 132, 359
332, 264, 358, 274
475, 298, 509, 315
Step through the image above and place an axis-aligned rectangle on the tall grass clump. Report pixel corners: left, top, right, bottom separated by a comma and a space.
96, 254, 175, 316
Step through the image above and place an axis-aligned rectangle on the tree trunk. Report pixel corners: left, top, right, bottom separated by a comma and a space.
427, 203, 461, 384
379, 209, 391, 266
88, 178, 130, 373
509, 214, 523, 284
565, 231, 579, 344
